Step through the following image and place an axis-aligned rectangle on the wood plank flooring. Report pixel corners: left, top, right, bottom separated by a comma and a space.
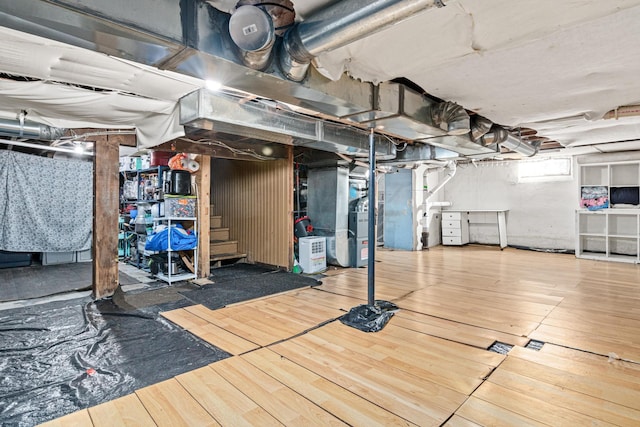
41, 245, 640, 426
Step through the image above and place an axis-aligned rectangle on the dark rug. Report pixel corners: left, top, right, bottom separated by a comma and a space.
0, 297, 230, 426
180, 263, 321, 310
0, 262, 139, 302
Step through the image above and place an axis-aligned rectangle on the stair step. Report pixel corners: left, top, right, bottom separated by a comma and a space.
210, 215, 222, 228
210, 252, 247, 262
210, 227, 230, 241
210, 240, 238, 255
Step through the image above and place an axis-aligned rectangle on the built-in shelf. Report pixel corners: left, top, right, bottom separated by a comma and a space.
576, 160, 640, 264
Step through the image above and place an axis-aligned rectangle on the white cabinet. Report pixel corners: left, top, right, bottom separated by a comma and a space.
441, 212, 469, 245
577, 160, 640, 263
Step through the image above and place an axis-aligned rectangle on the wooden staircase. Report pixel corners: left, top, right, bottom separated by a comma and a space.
209, 209, 247, 268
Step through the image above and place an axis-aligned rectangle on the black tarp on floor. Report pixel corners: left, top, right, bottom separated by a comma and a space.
0, 297, 230, 426
0, 262, 140, 302
180, 263, 322, 310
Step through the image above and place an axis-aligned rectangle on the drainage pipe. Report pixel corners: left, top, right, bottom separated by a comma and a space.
279, 0, 448, 81
421, 162, 455, 249
424, 161, 456, 199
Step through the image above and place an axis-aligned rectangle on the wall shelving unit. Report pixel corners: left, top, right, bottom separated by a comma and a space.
577, 161, 640, 263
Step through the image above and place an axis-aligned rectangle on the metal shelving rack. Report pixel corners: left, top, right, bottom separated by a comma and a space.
152, 216, 198, 284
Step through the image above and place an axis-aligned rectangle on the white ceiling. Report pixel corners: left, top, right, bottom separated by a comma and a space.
308, 0, 640, 151
2, 0, 640, 155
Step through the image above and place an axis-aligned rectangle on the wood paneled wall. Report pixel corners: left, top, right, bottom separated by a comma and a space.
211, 153, 293, 269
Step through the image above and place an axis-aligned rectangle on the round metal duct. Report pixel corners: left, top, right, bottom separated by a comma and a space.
236, 0, 294, 36
229, 5, 275, 52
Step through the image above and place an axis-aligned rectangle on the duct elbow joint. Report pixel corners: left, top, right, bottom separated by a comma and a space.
278, 28, 312, 82
229, 5, 277, 70
431, 101, 470, 136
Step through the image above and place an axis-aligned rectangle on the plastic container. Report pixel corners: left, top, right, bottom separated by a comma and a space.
150, 151, 173, 167
294, 216, 313, 238
42, 252, 76, 265
164, 196, 196, 217
0, 251, 32, 269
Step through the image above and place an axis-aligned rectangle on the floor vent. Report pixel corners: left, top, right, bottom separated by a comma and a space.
488, 341, 513, 354
525, 340, 545, 351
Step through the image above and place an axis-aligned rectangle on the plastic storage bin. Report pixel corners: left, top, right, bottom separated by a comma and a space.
0, 251, 32, 269
164, 196, 196, 217
42, 251, 76, 265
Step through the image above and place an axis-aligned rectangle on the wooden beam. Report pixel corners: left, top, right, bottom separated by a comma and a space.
109, 133, 136, 147
93, 135, 120, 299
154, 138, 289, 160
287, 145, 294, 270
196, 155, 211, 278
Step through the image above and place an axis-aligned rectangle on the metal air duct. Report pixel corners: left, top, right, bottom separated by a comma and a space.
0, 117, 66, 140
479, 127, 538, 156
228, 5, 276, 70
470, 116, 493, 141
278, 0, 448, 81
430, 101, 471, 136
501, 133, 538, 157
179, 88, 396, 159
479, 127, 508, 146
229, 1, 295, 70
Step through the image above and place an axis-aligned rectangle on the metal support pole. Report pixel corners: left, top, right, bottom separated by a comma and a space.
367, 128, 376, 306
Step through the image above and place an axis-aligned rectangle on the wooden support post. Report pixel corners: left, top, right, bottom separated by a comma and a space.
93, 135, 120, 299
196, 155, 211, 278
287, 146, 294, 270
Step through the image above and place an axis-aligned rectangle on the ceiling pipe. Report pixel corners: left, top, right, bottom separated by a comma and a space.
278, 0, 448, 81
603, 105, 640, 120
0, 138, 93, 156
430, 101, 471, 136
0, 117, 66, 141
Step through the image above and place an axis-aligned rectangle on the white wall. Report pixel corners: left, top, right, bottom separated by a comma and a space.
443, 160, 578, 250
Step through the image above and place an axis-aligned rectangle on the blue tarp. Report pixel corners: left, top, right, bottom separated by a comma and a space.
145, 225, 197, 251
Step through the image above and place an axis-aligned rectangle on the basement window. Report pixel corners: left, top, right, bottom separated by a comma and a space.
518, 157, 572, 182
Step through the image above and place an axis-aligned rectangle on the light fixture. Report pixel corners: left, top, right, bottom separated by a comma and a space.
72, 140, 85, 154
205, 80, 222, 92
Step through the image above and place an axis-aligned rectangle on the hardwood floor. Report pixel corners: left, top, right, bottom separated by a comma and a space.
41, 245, 640, 426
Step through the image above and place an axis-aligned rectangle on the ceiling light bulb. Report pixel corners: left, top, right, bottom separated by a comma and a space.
205, 80, 222, 92
74, 144, 84, 154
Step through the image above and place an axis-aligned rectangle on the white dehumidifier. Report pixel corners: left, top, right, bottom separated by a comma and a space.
298, 236, 326, 274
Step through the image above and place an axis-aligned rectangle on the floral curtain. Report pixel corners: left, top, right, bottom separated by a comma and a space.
0, 151, 93, 252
